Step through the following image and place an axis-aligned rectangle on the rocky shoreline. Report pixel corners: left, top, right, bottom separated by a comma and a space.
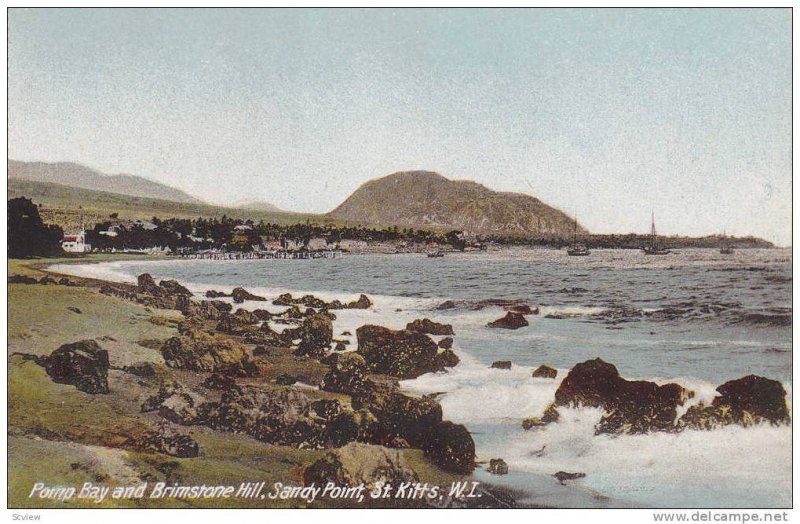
8, 256, 792, 508
9, 263, 506, 508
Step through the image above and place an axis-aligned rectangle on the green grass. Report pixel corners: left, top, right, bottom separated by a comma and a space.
7, 256, 471, 509
8, 179, 337, 231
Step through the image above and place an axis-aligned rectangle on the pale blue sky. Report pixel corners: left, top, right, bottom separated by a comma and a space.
8, 8, 792, 244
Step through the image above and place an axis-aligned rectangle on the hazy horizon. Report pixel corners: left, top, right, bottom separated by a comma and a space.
8, 8, 792, 245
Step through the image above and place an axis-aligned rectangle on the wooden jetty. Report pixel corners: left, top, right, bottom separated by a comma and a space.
174, 250, 343, 260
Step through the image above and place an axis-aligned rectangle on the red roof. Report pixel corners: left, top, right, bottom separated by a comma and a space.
63, 235, 78, 242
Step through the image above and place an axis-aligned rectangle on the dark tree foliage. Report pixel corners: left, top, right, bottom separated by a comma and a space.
8, 197, 64, 258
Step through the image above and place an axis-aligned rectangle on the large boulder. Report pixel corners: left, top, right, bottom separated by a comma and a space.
554, 358, 691, 434
203, 386, 322, 446
319, 353, 368, 394
303, 443, 418, 491
294, 313, 334, 357
137, 273, 163, 295
356, 325, 450, 379
352, 384, 443, 446
159, 279, 193, 297
420, 421, 475, 474
231, 287, 267, 304
160, 329, 257, 376
487, 312, 528, 330
406, 318, 455, 336
679, 375, 789, 430
42, 340, 110, 394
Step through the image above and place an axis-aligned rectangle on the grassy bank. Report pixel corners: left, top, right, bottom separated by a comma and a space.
7, 256, 466, 509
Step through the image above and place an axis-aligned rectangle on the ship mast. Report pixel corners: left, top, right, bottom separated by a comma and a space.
650, 211, 657, 250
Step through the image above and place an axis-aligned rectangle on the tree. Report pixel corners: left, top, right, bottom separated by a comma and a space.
8, 197, 64, 258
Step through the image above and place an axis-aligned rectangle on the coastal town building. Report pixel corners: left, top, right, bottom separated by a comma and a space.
62, 231, 91, 253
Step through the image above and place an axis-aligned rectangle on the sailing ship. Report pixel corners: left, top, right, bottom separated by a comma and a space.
566, 215, 590, 256
719, 233, 734, 255
642, 212, 671, 255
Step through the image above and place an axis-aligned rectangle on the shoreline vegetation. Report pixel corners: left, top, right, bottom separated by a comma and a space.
7, 254, 521, 509
9, 193, 776, 259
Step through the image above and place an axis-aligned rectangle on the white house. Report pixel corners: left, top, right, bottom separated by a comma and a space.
62, 231, 91, 253
307, 237, 329, 251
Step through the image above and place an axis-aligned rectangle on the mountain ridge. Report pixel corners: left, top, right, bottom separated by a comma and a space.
327, 170, 586, 236
8, 160, 202, 204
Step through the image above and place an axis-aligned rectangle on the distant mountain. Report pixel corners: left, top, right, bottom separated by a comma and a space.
8, 160, 201, 204
328, 171, 586, 236
233, 199, 284, 213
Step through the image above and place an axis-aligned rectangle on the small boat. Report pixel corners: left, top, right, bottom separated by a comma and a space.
426, 250, 445, 258
719, 233, 734, 254
566, 215, 591, 256
642, 213, 671, 255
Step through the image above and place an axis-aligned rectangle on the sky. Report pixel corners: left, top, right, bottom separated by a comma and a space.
8, 8, 792, 245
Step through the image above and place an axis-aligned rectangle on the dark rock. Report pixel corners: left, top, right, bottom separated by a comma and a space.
334, 342, 347, 352
160, 329, 257, 376
300, 295, 328, 309
438, 337, 454, 349
302, 443, 418, 491
122, 362, 158, 378
503, 304, 539, 315
554, 471, 586, 484
144, 431, 200, 458
352, 383, 443, 442
203, 386, 322, 447
322, 409, 379, 447
273, 293, 295, 306
487, 312, 528, 330
421, 421, 475, 474
251, 309, 273, 321
67, 306, 82, 314
202, 373, 239, 391
39, 276, 56, 285
310, 399, 342, 420
523, 404, 560, 429
488, 458, 509, 475
344, 294, 372, 309
293, 313, 334, 357
679, 375, 789, 430
435, 349, 460, 369
233, 308, 260, 324
341, 331, 352, 336
159, 279, 193, 296
41, 340, 110, 394
58, 277, 74, 286
436, 300, 457, 310
356, 325, 443, 379
137, 274, 163, 295
554, 358, 691, 434
491, 360, 512, 370
205, 290, 230, 298
231, 287, 267, 304
320, 353, 368, 394
275, 373, 298, 386
532, 365, 557, 379
406, 318, 455, 336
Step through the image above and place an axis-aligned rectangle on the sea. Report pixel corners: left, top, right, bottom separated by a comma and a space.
51, 248, 792, 508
